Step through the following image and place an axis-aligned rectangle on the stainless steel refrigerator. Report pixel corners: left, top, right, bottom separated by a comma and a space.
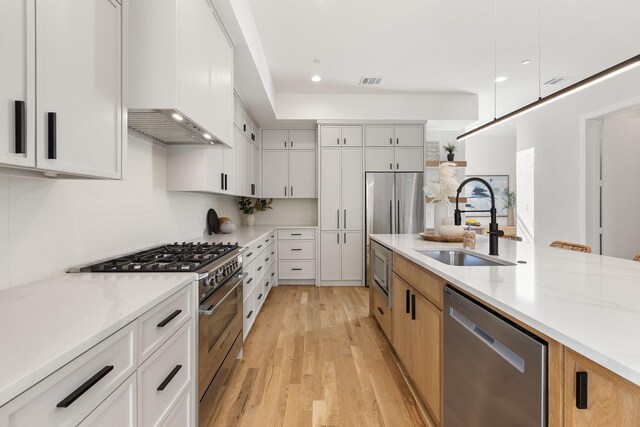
365, 172, 424, 286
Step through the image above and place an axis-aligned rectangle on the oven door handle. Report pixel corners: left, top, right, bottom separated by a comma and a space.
199, 272, 247, 315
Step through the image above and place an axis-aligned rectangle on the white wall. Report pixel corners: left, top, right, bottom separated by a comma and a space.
515, 67, 640, 246
0, 134, 238, 289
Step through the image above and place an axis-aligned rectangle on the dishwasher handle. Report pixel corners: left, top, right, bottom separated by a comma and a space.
449, 306, 525, 373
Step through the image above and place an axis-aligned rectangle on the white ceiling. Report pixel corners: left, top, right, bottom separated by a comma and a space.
247, 0, 640, 128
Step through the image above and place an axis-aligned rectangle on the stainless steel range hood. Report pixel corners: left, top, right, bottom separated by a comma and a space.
128, 109, 219, 146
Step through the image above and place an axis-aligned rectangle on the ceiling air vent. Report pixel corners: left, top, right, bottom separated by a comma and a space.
359, 76, 383, 85
544, 76, 572, 85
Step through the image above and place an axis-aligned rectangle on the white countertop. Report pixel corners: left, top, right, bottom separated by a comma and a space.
370, 233, 640, 387
0, 272, 195, 406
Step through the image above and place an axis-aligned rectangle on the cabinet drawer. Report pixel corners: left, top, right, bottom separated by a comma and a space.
243, 240, 265, 264
277, 229, 315, 240
79, 374, 136, 427
0, 323, 136, 427
161, 387, 191, 427
264, 266, 275, 296
371, 286, 392, 340
138, 322, 192, 427
243, 265, 258, 300
243, 290, 256, 338
278, 240, 315, 260
278, 260, 316, 280
139, 285, 192, 363
254, 280, 266, 311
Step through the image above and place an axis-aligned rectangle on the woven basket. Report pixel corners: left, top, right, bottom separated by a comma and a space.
549, 241, 592, 253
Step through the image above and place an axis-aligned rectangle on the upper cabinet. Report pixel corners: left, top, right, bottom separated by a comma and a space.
365, 125, 424, 172
234, 96, 256, 143
0, 0, 123, 178
129, 0, 234, 146
262, 129, 316, 150
319, 126, 363, 147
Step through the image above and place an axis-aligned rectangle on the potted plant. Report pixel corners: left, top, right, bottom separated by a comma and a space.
238, 197, 273, 226
443, 142, 457, 161
424, 162, 460, 235
502, 188, 517, 226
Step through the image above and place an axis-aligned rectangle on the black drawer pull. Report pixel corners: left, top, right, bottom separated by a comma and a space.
258, 293, 263, 300
157, 309, 182, 328
247, 311, 253, 319
271, 251, 275, 255
265, 239, 270, 242
15, 101, 26, 154
47, 112, 57, 159
257, 266, 263, 271
246, 252, 254, 257
247, 278, 253, 284
265, 281, 269, 287
377, 307, 384, 315
405, 289, 410, 314
271, 272, 275, 277
265, 257, 270, 262
290, 233, 302, 236
576, 371, 588, 409
157, 365, 182, 391
257, 245, 263, 249
224, 174, 228, 190
291, 248, 302, 251
411, 294, 416, 320
57, 365, 114, 408
291, 268, 302, 271
220, 173, 224, 190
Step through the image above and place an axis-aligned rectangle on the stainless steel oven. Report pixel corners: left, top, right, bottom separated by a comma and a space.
198, 258, 246, 427
371, 240, 392, 308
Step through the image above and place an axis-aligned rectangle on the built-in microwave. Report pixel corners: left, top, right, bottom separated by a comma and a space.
371, 240, 392, 308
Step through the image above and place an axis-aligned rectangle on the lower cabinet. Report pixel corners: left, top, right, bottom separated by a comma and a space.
278, 228, 316, 284
319, 231, 363, 283
79, 374, 136, 427
564, 348, 640, 426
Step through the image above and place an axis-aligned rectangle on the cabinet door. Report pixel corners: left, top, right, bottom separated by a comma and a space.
395, 147, 424, 172
244, 140, 255, 196
262, 150, 288, 198
251, 143, 260, 196
223, 145, 236, 195
341, 231, 363, 281
365, 126, 394, 147
411, 291, 441, 424
79, 374, 136, 427
176, 0, 212, 133
36, 0, 122, 178
320, 231, 341, 281
320, 126, 342, 147
205, 149, 226, 193
211, 13, 234, 146
262, 129, 288, 150
564, 349, 640, 426
0, 0, 35, 168
289, 129, 316, 150
395, 126, 423, 147
320, 148, 341, 229
289, 150, 316, 198
341, 148, 363, 230
392, 274, 412, 372
365, 147, 395, 172
234, 129, 246, 196
234, 96, 246, 131
342, 126, 363, 147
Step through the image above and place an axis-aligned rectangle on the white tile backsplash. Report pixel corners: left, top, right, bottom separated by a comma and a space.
0, 135, 238, 289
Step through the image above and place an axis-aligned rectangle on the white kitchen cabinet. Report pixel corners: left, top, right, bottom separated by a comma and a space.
319, 231, 363, 282
250, 142, 260, 196
235, 129, 246, 196
211, 12, 234, 149
262, 150, 288, 198
223, 142, 237, 195
289, 130, 317, 150
395, 147, 424, 171
288, 151, 316, 198
342, 126, 364, 147
166, 146, 237, 194
341, 231, 363, 280
365, 126, 395, 147
79, 375, 136, 427
320, 231, 341, 281
35, 0, 123, 178
395, 126, 423, 146
262, 130, 288, 150
0, 0, 35, 168
366, 147, 395, 171
366, 125, 423, 147
320, 126, 362, 147
341, 148, 363, 230
234, 96, 257, 142
319, 146, 363, 231
320, 148, 342, 230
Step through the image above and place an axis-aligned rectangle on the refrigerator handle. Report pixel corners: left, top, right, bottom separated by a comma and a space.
397, 200, 400, 233
389, 200, 392, 233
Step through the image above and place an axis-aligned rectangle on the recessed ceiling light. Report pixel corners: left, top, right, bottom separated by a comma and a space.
311, 75, 322, 82
313, 58, 321, 64
494, 76, 508, 83
172, 113, 183, 121
521, 59, 531, 65
203, 133, 211, 140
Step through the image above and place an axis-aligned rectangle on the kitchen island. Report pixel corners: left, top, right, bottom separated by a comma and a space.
370, 233, 640, 426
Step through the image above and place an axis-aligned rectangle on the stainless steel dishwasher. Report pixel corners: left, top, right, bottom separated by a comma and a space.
443, 285, 547, 426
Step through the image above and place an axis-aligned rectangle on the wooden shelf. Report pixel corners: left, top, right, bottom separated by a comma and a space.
425, 160, 467, 168
426, 196, 467, 203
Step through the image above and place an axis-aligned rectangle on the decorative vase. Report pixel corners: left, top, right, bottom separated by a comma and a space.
219, 221, 236, 234
245, 213, 256, 226
507, 207, 515, 226
433, 203, 449, 236
447, 153, 455, 161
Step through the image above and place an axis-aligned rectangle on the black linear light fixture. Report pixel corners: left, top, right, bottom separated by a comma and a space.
457, 54, 640, 141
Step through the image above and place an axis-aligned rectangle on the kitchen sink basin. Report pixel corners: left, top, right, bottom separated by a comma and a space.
415, 250, 516, 267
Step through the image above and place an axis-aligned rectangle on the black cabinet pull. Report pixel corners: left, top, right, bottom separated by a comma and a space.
396, 163, 399, 169
343, 138, 346, 145
246, 252, 254, 257
291, 248, 302, 251
389, 138, 392, 145
291, 233, 302, 236
258, 293, 263, 300
411, 294, 416, 320
224, 174, 228, 190
405, 289, 410, 314
243, 124, 246, 132
14, 101, 26, 154
220, 173, 224, 190
396, 137, 399, 145
336, 137, 339, 145
47, 112, 57, 159
271, 251, 275, 255
389, 163, 392, 170
157, 309, 182, 328
257, 244, 263, 249
247, 310, 253, 319
377, 307, 384, 315
251, 183, 255, 195
257, 266, 262, 271
57, 365, 114, 408
284, 186, 287, 197
265, 257, 270, 262
291, 268, 302, 271
157, 365, 182, 391
265, 280, 269, 287
291, 140, 294, 148
576, 371, 588, 409
271, 272, 275, 277
291, 186, 293, 197
246, 278, 253, 284
284, 140, 287, 148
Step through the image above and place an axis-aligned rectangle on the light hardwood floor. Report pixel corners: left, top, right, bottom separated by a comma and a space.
209, 286, 428, 427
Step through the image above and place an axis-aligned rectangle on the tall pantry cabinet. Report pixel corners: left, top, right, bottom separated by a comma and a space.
319, 126, 364, 284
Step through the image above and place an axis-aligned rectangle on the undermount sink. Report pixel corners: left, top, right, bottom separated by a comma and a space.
416, 249, 516, 267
